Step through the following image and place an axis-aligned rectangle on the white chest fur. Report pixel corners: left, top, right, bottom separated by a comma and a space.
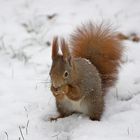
62, 96, 87, 114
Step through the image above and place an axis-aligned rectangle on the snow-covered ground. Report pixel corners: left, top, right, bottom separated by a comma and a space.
0, 0, 140, 139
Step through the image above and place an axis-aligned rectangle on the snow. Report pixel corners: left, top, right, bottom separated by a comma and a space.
0, 0, 140, 139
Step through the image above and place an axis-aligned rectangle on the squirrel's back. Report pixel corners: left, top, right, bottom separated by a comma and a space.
70, 22, 124, 93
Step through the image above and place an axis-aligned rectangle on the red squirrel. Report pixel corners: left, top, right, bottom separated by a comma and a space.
49, 22, 124, 121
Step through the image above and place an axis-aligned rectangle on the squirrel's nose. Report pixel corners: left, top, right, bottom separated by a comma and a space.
52, 81, 61, 89
52, 86, 59, 92
52, 82, 57, 89
52, 83, 59, 91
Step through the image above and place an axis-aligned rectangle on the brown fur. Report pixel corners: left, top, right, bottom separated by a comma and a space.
52, 37, 59, 60
70, 22, 124, 93
49, 22, 124, 121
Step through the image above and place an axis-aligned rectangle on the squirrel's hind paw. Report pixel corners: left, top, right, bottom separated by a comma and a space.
49, 114, 64, 122
89, 116, 100, 121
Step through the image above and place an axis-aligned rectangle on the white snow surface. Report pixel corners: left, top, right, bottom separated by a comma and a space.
0, 0, 140, 139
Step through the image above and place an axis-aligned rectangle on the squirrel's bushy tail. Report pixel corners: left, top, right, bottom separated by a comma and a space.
70, 22, 124, 93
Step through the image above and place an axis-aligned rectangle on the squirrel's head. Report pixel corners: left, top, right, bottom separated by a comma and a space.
50, 37, 74, 90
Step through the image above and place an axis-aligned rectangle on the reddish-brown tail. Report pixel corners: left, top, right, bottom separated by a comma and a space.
70, 22, 124, 93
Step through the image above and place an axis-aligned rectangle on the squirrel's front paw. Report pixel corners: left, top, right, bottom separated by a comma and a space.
54, 93, 65, 101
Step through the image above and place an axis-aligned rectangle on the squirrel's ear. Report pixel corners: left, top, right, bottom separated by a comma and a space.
60, 38, 72, 66
52, 37, 59, 60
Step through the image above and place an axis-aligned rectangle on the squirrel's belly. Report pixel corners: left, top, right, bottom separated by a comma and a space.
62, 96, 87, 114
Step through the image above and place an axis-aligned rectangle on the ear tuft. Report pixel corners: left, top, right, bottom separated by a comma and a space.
60, 38, 72, 66
60, 38, 70, 59
52, 36, 59, 60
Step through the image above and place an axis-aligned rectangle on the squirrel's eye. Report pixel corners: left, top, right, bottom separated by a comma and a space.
64, 71, 69, 78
